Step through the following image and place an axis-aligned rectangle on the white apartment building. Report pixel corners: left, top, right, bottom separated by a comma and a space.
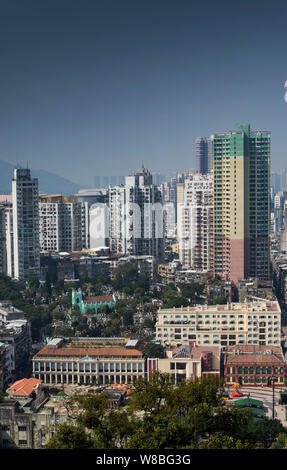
109, 167, 164, 260
77, 188, 109, 249
12, 169, 40, 281
6, 212, 14, 278
39, 195, 82, 253
156, 300, 281, 349
0, 206, 6, 274
178, 174, 213, 271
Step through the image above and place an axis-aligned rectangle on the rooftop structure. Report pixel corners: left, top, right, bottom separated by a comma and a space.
7, 378, 42, 398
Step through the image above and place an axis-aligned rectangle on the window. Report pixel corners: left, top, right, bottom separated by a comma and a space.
19, 440, 27, 446
18, 426, 27, 432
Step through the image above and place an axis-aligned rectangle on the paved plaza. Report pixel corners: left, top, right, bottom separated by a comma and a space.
225, 386, 287, 426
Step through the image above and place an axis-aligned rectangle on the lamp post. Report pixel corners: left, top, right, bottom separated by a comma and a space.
271, 376, 277, 419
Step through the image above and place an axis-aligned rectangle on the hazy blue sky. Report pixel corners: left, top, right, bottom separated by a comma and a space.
1, 0, 287, 185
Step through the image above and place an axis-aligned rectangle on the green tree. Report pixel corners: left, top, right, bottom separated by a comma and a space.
213, 296, 227, 305
130, 372, 174, 414
28, 275, 40, 291
247, 418, 286, 448
196, 433, 253, 449
45, 373, 273, 450
143, 342, 165, 358
161, 297, 188, 308
45, 423, 93, 449
69, 393, 135, 449
142, 317, 155, 328
273, 432, 287, 449
112, 263, 139, 291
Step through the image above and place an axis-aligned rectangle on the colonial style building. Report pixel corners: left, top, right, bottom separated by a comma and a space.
72, 289, 116, 313
32, 337, 145, 385
223, 344, 286, 387
155, 300, 281, 350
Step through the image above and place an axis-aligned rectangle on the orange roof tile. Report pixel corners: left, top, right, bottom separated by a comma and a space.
7, 378, 42, 397
35, 347, 143, 358
83, 296, 114, 303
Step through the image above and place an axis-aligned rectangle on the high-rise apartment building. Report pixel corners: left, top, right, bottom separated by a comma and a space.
195, 137, 212, 175
272, 193, 284, 235
0, 206, 6, 274
77, 189, 109, 249
6, 212, 14, 278
109, 166, 164, 260
212, 124, 270, 283
178, 174, 213, 271
39, 195, 82, 253
12, 169, 40, 281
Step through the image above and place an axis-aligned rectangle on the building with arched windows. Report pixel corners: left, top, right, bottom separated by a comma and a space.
72, 289, 115, 313
224, 344, 286, 387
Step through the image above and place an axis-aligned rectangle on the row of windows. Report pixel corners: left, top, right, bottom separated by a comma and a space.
227, 367, 284, 374
161, 314, 278, 319
34, 362, 143, 373
226, 376, 283, 384
1, 425, 27, 432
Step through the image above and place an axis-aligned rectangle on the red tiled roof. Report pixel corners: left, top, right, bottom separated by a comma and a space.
226, 354, 284, 364
83, 296, 114, 303
34, 347, 143, 358
7, 378, 42, 397
226, 345, 282, 354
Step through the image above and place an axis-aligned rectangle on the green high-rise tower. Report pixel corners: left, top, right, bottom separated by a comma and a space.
212, 124, 270, 283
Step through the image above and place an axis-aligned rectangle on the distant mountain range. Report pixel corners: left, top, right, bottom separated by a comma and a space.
0, 160, 90, 195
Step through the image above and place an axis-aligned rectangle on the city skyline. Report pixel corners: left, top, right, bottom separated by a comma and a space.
1, 0, 287, 185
